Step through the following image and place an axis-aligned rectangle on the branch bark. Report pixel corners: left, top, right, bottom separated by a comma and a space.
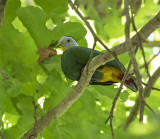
22, 11, 160, 138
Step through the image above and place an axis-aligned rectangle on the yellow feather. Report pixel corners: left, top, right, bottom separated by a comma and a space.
98, 67, 123, 82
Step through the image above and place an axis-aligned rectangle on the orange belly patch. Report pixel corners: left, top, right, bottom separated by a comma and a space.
98, 67, 123, 83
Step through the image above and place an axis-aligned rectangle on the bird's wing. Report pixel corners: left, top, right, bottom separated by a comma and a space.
61, 46, 101, 81
61, 47, 82, 80
69, 46, 101, 64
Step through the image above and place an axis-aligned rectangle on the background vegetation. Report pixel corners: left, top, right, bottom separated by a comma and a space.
0, 0, 160, 138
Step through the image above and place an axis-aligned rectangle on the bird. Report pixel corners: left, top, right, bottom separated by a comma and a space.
58, 36, 138, 92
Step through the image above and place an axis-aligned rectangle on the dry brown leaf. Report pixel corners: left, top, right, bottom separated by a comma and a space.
38, 47, 57, 63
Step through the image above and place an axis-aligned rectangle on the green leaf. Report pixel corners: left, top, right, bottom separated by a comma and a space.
17, 115, 34, 132
77, 38, 88, 47
93, 85, 118, 99
120, 90, 129, 102
34, 0, 68, 15
42, 55, 61, 71
80, 89, 96, 115
7, 79, 22, 97
4, 0, 21, 22
0, 89, 19, 115
118, 52, 130, 66
17, 6, 51, 47
2, 112, 20, 127
104, 14, 124, 38
17, 97, 34, 115
95, 18, 110, 41
146, 90, 160, 109
21, 82, 35, 96
43, 68, 72, 110
52, 22, 87, 41
38, 120, 62, 139
3, 125, 23, 139
0, 20, 38, 69
12, 17, 27, 32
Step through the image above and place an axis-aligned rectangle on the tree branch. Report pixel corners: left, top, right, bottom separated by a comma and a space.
139, 52, 160, 70
0, 0, 8, 27
130, 6, 146, 123
128, 39, 145, 122
142, 82, 160, 91
22, 11, 160, 138
143, 41, 160, 47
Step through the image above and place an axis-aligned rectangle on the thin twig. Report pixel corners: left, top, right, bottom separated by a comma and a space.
32, 97, 38, 122
0, 67, 9, 80
142, 82, 160, 91
105, 62, 132, 136
139, 52, 160, 69
129, 4, 146, 123
131, 8, 151, 79
124, 0, 131, 40
145, 103, 160, 123
110, 118, 114, 137
128, 40, 145, 122
130, 52, 160, 75
145, 103, 157, 116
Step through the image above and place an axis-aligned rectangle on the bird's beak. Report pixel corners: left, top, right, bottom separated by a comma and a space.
56, 43, 66, 51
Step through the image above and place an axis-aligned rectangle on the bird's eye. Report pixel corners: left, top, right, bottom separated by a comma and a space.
67, 39, 70, 42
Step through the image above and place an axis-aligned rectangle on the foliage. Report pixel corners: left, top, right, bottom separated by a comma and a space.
0, 0, 160, 138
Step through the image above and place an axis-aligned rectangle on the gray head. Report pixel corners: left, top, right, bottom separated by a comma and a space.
59, 36, 78, 50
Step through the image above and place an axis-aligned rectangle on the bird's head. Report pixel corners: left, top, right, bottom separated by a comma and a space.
58, 36, 78, 51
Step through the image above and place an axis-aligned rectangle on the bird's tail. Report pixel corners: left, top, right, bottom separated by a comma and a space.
90, 81, 114, 86
123, 75, 138, 92
90, 74, 138, 92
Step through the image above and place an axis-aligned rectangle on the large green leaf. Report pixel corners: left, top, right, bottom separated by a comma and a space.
7, 79, 22, 97
79, 89, 96, 115
3, 125, 23, 139
17, 97, 34, 116
34, 0, 68, 15
0, 20, 38, 68
93, 85, 118, 99
17, 115, 34, 132
4, 0, 21, 22
52, 22, 87, 41
17, 6, 51, 47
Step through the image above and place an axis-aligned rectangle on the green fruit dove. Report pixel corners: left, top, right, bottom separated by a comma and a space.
58, 36, 138, 92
